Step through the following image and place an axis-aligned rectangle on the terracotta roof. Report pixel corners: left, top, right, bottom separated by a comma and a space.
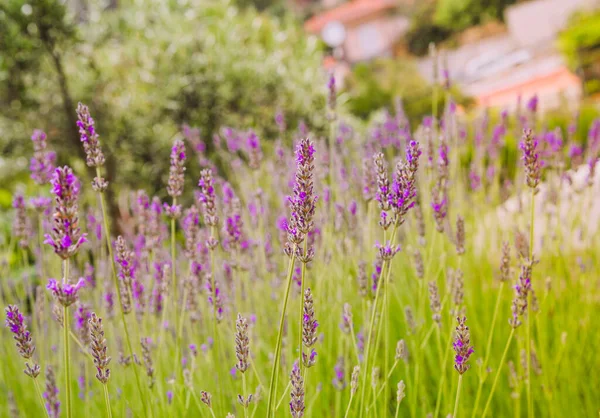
304, 0, 398, 34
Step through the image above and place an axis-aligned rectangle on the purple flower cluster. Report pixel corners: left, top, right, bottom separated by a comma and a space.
453, 316, 474, 374
206, 280, 224, 322
12, 194, 29, 249
44, 166, 87, 259
76, 103, 105, 167
246, 130, 262, 170
44, 366, 60, 418
167, 139, 186, 198
286, 138, 317, 258
5, 305, 38, 371
30, 129, 56, 185
391, 140, 421, 225
198, 169, 219, 227
509, 263, 532, 328
289, 361, 305, 418
47, 278, 86, 307
520, 129, 541, 190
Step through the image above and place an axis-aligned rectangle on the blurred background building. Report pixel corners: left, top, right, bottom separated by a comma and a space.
302, 0, 599, 112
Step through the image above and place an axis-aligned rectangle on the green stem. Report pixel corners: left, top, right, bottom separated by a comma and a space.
38, 213, 45, 282
453, 374, 463, 418
103, 384, 113, 418
171, 198, 182, 380
527, 188, 535, 418
208, 225, 223, 411
433, 319, 454, 418
344, 394, 355, 418
275, 381, 291, 411
298, 239, 308, 375
368, 360, 399, 410
242, 372, 249, 418
358, 224, 398, 416
472, 281, 506, 418
481, 329, 515, 417
266, 253, 297, 417
96, 167, 147, 416
62, 259, 72, 418
33, 377, 51, 418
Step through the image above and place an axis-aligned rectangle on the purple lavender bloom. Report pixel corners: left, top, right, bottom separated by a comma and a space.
520, 129, 541, 189
44, 166, 87, 259
390, 140, 421, 225
290, 361, 305, 418
275, 109, 286, 134
286, 138, 317, 252
167, 139, 186, 198
375, 241, 401, 261
198, 169, 219, 227
569, 144, 583, 160
348, 200, 358, 217
327, 72, 336, 118
12, 194, 29, 249
30, 129, 56, 185
76, 103, 105, 167
332, 357, 346, 390
206, 280, 224, 322
469, 166, 481, 191
431, 187, 447, 233
527, 95, 538, 114
30, 196, 52, 213
221, 127, 242, 153
246, 130, 263, 170
5, 305, 37, 360
544, 130, 563, 154
47, 278, 85, 307
453, 316, 474, 375
167, 390, 174, 404
44, 366, 60, 418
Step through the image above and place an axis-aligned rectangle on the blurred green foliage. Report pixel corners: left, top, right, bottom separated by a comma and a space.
0, 0, 326, 200
558, 10, 600, 95
343, 58, 472, 125
405, 0, 517, 56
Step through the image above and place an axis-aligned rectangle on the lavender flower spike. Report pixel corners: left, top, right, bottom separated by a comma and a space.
290, 361, 305, 418
509, 263, 532, 328
44, 366, 61, 418
520, 129, 541, 190
5, 305, 41, 378
12, 194, 30, 249
198, 169, 219, 227
302, 288, 318, 349
44, 166, 87, 259
235, 314, 250, 373
30, 129, 56, 185
167, 139, 186, 197
89, 313, 111, 384
286, 138, 317, 257
47, 278, 86, 307
246, 130, 263, 170
391, 140, 421, 225
76, 103, 105, 167
453, 316, 474, 374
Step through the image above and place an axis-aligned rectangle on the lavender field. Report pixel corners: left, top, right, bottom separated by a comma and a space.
2, 80, 600, 418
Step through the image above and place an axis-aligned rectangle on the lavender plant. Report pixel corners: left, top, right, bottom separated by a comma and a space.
2, 86, 599, 418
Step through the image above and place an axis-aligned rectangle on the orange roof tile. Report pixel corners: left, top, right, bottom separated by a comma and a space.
304, 0, 397, 34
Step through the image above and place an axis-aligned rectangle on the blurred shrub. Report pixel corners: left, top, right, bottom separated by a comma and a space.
343, 58, 472, 126
0, 0, 326, 198
405, 0, 517, 55
558, 10, 600, 95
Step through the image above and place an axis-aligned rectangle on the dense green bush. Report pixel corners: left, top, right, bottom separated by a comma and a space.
0, 0, 326, 200
558, 10, 600, 96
